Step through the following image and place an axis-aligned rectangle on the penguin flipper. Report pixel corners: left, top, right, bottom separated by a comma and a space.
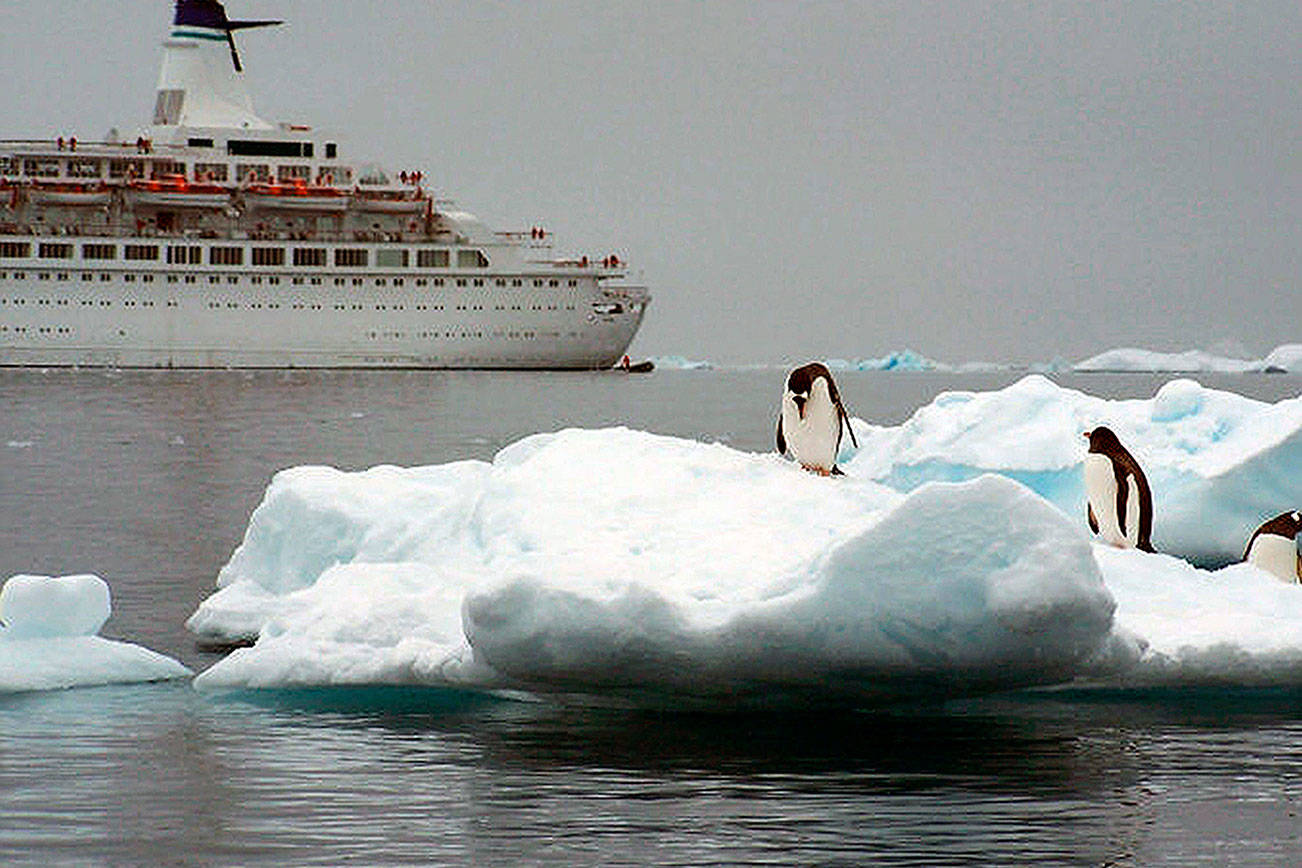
1087, 503, 1099, 534
776, 415, 786, 456
830, 466, 845, 476
1115, 468, 1131, 540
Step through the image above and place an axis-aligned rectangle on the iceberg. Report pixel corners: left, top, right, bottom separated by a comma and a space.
192, 429, 1115, 707
1074, 344, 1302, 374
0, 574, 190, 693
843, 375, 1302, 565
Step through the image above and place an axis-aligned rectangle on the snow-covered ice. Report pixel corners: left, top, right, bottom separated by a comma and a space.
1087, 546, 1302, 686
1075, 344, 1302, 374
192, 429, 1115, 706
843, 375, 1302, 565
0, 574, 190, 693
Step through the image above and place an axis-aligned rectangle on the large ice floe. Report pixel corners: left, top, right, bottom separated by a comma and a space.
191, 429, 1115, 707
844, 375, 1302, 566
0, 574, 190, 693
192, 375, 1302, 703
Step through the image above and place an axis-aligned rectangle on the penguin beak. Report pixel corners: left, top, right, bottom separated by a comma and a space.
1081, 430, 1091, 439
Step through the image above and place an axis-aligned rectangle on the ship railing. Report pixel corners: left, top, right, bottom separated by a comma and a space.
0, 223, 463, 245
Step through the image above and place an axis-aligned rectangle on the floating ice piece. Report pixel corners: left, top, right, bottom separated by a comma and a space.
646, 355, 712, 370
1087, 545, 1302, 686
0, 574, 190, 693
192, 429, 1115, 707
1261, 345, 1302, 374
1075, 344, 1302, 374
842, 375, 1302, 565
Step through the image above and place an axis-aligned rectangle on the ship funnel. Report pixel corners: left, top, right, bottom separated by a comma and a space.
152, 1, 281, 130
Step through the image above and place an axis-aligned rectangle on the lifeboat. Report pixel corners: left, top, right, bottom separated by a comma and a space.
29, 181, 112, 207
128, 177, 230, 208
245, 181, 350, 212
351, 189, 427, 214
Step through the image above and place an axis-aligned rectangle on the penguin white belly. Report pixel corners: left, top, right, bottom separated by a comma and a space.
1084, 454, 1128, 547
781, 396, 839, 471
1248, 534, 1301, 584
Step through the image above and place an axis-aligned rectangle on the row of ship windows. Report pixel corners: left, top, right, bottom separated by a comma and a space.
0, 325, 579, 342
1, 296, 576, 313
0, 242, 489, 270
0, 271, 580, 289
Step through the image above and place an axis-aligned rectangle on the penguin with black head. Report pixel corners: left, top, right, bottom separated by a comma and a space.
1083, 426, 1155, 552
777, 362, 858, 476
1244, 511, 1302, 583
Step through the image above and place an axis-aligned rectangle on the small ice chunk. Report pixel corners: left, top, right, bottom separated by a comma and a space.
0, 574, 190, 693
0, 574, 110, 638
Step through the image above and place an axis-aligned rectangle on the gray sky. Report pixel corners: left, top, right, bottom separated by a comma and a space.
3, 1, 1298, 364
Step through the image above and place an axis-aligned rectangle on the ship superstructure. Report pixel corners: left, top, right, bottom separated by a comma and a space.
0, 0, 648, 368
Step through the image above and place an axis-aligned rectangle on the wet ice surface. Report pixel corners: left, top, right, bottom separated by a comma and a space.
3, 368, 1302, 864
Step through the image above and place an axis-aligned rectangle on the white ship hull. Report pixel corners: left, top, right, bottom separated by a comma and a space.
0, 244, 647, 370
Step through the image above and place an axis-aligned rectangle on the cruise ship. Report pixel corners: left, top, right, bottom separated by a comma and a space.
0, 1, 649, 368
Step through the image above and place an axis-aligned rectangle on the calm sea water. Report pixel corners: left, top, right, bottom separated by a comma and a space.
2, 368, 1301, 866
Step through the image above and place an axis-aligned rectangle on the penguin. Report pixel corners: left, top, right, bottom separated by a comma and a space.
1082, 426, 1154, 552
776, 362, 858, 475
1243, 511, 1302, 584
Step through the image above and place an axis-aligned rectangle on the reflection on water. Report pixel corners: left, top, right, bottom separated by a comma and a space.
4, 684, 1302, 865
2, 369, 1302, 864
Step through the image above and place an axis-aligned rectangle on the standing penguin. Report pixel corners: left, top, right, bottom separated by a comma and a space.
776, 362, 858, 475
1244, 511, 1302, 583
1083, 426, 1154, 552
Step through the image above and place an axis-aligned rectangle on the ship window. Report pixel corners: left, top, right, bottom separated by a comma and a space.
39, 243, 73, 259
293, 248, 326, 267
23, 159, 60, 177
194, 163, 228, 183
109, 159, 146, 179
0, 157, 12, 175
456, 279, 466, 287
166, 245, 201, 265
124, 244, 159, 261
83, 243, 116, 260
236, 164, 272, 183
252, 247, 285, 266
154, 89, 185, 125
150, 161, 185, 180
417, 249, 449, 268
376, 249, 408, 268
188, 138, 215, 149
228, 140, 310, 158
67, 159, 102, 179
210, 246, 244, 266
277, 165, 311, 182
457, 249, 490, 268
325, 143, 337, 159
335, 249, 368, 267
